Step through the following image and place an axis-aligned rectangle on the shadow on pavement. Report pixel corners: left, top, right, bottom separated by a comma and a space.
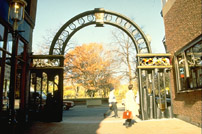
24, 104, 126, 134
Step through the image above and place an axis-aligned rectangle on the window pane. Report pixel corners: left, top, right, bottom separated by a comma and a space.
192, 42, 202, 66
192, 42, 202, 88
185, 48, 194, 66
3, 64, 11, 111
177, 54, 186, 90
5, 53, 11, 66
185, 48, 195, 88
197, 68, 202, 87
176, 40, 202, 91
185, 42, 202, 89
17, 40, 24, 55
0, 24, 4, 48
0, 50, 2, 58
15, 73, 21, 109
7, 33, 12, 53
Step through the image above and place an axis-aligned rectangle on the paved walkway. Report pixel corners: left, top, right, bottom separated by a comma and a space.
24, 104, 201, 134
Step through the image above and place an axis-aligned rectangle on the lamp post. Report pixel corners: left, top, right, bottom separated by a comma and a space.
8, 0, 27, 132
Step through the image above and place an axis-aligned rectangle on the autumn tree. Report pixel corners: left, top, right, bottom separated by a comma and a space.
64, 43, 118, 97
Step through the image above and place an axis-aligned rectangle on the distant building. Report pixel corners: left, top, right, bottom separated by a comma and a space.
161, 0, 202, 127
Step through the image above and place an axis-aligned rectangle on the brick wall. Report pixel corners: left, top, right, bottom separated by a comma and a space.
163, 0, 202, 126
164, 0, 202, 55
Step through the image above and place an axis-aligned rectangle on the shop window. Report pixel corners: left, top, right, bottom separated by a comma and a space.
18, 40, 24, 55
175, 41, 202, 92
2, 64, 11, 111
177, 53, 186, 90
0, 24, 4, 47
6, 33, 12, 55
0, 50, 2, 58
0, 24, 4, 57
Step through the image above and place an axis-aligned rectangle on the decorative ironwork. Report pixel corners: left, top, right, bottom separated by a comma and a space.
29, 55, 64, 69
137, 54, 172, 69
49, 8, 151, 55
32, 59, 60, 67
137, 53, 173, 120
139, 57, 170, 66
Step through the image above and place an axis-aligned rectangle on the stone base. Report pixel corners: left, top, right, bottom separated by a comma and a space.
86, 99, 102, 107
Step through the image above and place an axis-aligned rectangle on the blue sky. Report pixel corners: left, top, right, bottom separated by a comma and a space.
33, 0, 166, 53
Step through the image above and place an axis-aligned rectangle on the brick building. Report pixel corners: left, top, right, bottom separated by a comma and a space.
161, 0, 202, 127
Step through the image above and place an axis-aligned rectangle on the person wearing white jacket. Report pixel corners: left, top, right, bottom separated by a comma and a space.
124, 84, 139, 127
104, 87, 119, 118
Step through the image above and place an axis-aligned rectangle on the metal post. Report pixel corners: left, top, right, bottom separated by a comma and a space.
152, 69, 157, 119
8, 29, 18, 133
168, 70, 173, 118
58, 57, 64, 121
163, 69, 167, 109
18, 43, 27, 123
34, 75, 37, 112
138, 68, 145, 120
157, 71, 161, 105
20, 43, 27, 110
149, 95, 153, 119
17, 47, 27, 124
47, 76, 49, 94
145, 70, 149, 119
143, 85, 148, 120
40, 76, 43, 110
157, 70, 163, 119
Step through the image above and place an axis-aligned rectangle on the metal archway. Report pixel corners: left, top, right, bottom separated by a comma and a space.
48, 8, 173, 121
49, 8, 152, 55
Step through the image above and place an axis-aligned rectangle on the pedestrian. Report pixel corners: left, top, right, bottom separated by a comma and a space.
123, 84, 139, 127
104, 86, 119, 118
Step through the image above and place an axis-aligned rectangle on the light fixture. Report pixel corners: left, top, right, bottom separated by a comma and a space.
8, 0, 27, 31
94, 8, 105, 27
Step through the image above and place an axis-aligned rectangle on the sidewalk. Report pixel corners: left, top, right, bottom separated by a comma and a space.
96, 118, 201, 134
25, 104, 201, 134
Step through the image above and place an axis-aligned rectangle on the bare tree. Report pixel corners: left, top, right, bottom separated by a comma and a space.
33, 27, 77, 55
110, 29, 138, 84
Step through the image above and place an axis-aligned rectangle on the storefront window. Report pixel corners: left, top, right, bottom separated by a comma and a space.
177, 53, 186, 90
18, 40, 24, 55
0, 50, 2, 58
3, 64, 11, 111
186, 42, 202, 88
6, 33, 12, 54
175, 40, 202, 92
0, 24, 4, 57
0, 24, 4, 47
